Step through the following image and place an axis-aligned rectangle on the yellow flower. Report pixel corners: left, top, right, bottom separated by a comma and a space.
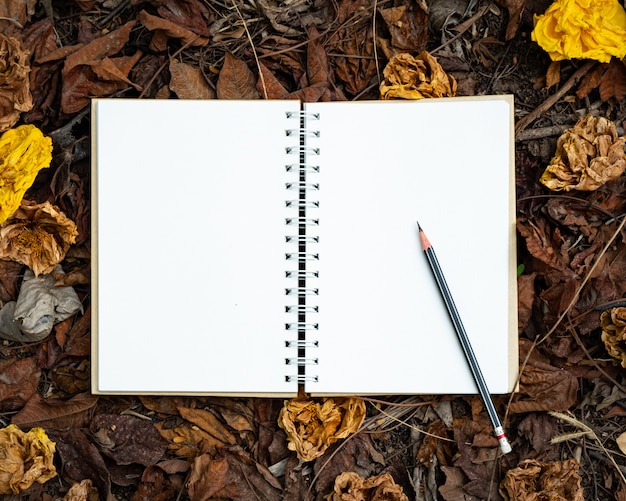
531, 0, 626, 62
0, 424, 57, 494
0, 125, 53, 223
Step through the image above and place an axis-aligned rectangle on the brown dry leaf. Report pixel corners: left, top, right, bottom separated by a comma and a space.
599, 58, 626, 102
257, 61, 289, 99
61, 21, 137, 114
510, 339, 578, 413
0, 125, 53, 223
500, 459, 583, 501
0, 424, 57, 495
155, 0, 212, 37
517, 272, 536, 333
0, 34, 33, 133
278, 397, 366, 461
156, 406, 237, 459
217, 52, 260, 99
545, 60, 561, 88
616, 431, 626, 454
48, 428, 113, 501
576, 63, 606, 100
326, 0, 377, 95
380, 51, 456, 99
0, 0, 37, 32
62, 479, 99, 501
600, 307, 626, 367
325, 471, 408, 501
12, 392, 98, 429
138, 10, 209, 47
0, 200, 78, 276
0, 356, 40, 412
169, 59, 215, 99
540, 114, 626, 191
496, 0, 526, 40
188, 448, 282, 501
90, 414, 168, 466
380, 2, 429, 52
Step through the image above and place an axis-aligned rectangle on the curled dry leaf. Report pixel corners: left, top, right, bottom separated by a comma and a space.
0, 424, 57, 495
540, 115, 626, 191
0, 34, 33, 133
325, 472, 408, 501
380, 51, 456, 100
532, 0, 626, 62
500, 459, 583, 501
600, 307, 626, 367
0, 125, 52, 223
0, 200, 78, 276
278, 397, 366, 461
0, 266, 82, 342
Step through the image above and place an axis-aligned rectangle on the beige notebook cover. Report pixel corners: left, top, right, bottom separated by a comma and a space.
91, 96, 517, 396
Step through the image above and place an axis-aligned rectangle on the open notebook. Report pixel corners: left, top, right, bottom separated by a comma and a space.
91, 96, 518, 396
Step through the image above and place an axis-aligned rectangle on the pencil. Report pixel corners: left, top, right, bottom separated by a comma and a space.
417, 222, 512, 455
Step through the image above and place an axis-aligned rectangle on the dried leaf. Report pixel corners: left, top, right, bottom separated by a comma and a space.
600, 307, 626, 367
48, 428, 113, 501
0, 125, 52, 223
616, 431, 626, 454
0, 357, 40, 412
510, 340, 578, 413
545, 60, 561, 88
576, 63, 606, 99
169, 59, 215, 99
0, 34, 33, 132
90, 414, 168, 466
188, 449, 282, 501
500, 459, 583, 501
599, 58, 626, 102
380, 51, 457, 99
12, 392, 98, 429
531, 0, 626, 62
62, 479, 99, 501
2, 267, 81, 342
326, 0, 378, 95
216, 52, 259, 99
380, 3, 428, 52
177, 406, 238, 446
156, 0, 212, 37
138, 10, 209, 46
306, 25, 330, 87
278, 397, 366, 461
0, 200, 78, 276
0, 0, 37, 32
497, 0, 526, 40
0, 424, 57, 495
540, 115, 626, 191
325, 471, 408, 501
257, 61, 289, 99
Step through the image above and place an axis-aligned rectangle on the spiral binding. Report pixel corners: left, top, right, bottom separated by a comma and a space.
284, 108, 320, 386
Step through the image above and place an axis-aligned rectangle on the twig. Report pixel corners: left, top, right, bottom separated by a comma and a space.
515, 61, 596, 136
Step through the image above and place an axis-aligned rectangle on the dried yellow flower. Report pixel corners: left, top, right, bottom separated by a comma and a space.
278, 397, 366, 461
600, 307, 626, 367
0, 200, 78, 276
500, 459, 583, 501
380, 52, 456, 100
539, 115, 626, 191
325, 472, 409, 501
531, 0, 626, 62
0, 424, 57, 495
0, 34, 33, 132
0, 125, 53, 223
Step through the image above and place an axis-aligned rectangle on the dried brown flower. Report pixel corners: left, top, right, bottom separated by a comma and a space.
0, 35, 33, 133
325, 472, 409, 501
380, 51, 457, 100
600, 307, 626, 367
0, 424, 57, 495
540, 114, 626, 191
278, 397, 366, 461
500, 459, 583, 501
0, 200, 78, 276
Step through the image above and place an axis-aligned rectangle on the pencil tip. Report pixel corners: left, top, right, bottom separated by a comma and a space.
416, 221, 422, 231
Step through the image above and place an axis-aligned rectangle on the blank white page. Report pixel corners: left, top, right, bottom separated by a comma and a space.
93, 99, 297, 395
305, 97, 517, 395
